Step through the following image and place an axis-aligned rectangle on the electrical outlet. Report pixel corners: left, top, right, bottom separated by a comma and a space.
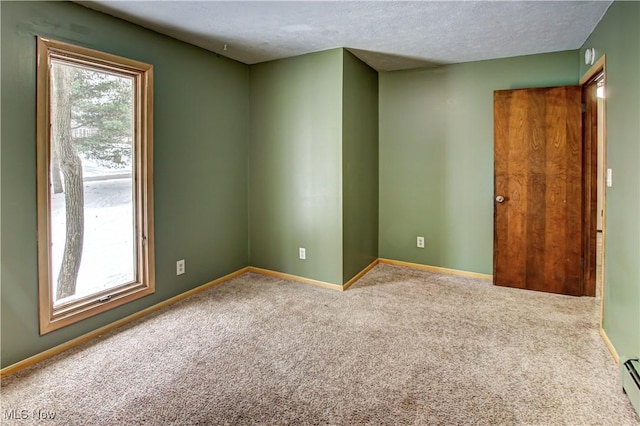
417, 236, 425, 248
299, 248, 306, 260
176, 259, 185, 275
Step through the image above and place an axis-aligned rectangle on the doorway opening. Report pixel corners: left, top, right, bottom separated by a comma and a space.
580, 56, 606, 318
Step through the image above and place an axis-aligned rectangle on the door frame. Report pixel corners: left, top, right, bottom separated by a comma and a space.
580, 56, 606, 303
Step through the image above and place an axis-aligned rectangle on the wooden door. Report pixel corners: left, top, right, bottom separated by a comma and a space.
494, 86, 584, 296
582, 80, 600, 297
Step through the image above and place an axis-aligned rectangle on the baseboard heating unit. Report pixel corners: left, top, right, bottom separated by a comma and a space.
621, 358, 640, 417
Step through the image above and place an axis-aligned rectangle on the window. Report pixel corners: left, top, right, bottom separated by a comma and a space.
36, 37, 154, 334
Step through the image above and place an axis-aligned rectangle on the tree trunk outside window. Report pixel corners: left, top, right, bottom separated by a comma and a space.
52, 64, 84, 301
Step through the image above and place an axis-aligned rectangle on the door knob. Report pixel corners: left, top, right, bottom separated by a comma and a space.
495, 195, 505, 203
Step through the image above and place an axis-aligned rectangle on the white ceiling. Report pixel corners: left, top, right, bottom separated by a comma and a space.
78, 1, 612, 72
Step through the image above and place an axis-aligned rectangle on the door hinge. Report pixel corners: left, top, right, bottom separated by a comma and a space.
581, 257, 585, 270
581, 103, 586, 113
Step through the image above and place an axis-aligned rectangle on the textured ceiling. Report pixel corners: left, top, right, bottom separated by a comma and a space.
78, 1, 612, 71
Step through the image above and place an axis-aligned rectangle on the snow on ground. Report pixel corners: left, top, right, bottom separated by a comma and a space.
51, 159, 134, 305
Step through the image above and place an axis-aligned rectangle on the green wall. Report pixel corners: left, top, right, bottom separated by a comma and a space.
249, 49, 344, 285
379, 51, 579, 274
249, 49, 378, 285
1, 1, 250, 368
579, 1, 640, 359
342, 50, 379, 283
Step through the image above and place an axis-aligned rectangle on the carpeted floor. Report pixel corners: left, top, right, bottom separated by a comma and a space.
2, 264, 639, 425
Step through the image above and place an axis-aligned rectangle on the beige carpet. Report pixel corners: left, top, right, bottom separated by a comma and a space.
2, 264, 639, 425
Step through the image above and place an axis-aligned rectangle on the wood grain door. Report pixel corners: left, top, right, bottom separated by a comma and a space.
494, 86, 584, 296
